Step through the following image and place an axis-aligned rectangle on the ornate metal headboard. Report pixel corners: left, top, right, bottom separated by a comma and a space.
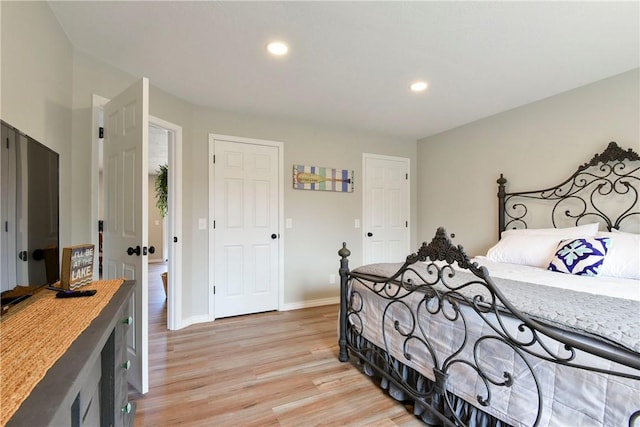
498, 142, 640, 238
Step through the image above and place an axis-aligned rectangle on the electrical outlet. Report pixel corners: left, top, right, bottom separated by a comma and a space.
329, 274, 336, 284
354, 219, 360, 228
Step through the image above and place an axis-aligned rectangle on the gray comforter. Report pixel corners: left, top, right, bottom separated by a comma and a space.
354, 261, 640, 352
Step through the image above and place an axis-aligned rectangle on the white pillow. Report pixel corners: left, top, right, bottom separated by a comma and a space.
488, 224, 600, 268
501, 223, 599, 238
596, 230, 640, 280
486, 234, 567, 268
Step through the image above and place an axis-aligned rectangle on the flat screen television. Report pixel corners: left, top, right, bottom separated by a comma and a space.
0, 120, 60, 313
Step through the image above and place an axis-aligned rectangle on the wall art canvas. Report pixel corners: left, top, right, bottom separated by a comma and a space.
293, 165, 354, 192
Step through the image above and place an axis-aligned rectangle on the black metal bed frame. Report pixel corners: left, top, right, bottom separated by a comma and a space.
338, 142, 640, 426
498, 141, 640, 237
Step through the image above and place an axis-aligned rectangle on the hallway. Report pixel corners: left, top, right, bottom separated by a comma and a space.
147, 262, 168, 330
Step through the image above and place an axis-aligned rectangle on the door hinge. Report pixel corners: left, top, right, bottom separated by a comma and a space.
213, 155, 215, 164
213, 286, 216, 295
406, 221, 408, 228
98, 127, 104, 138
405, 173, 408, 180
4, 221, 7, 232
213, 220, 216, 229
5, 137, 9, 149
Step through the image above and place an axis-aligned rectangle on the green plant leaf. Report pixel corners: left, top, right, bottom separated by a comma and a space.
154, 163, 168, 218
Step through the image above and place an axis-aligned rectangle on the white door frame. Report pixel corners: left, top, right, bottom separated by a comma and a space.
149, 116, 183, 330
91, 95, 183, 330
208, 134, 284, 321
362, 153, 411, 264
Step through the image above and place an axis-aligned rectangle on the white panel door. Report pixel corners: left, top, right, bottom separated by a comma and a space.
103, 78, 149, 394
213, 138, 280, 318
363, 154, 410, 264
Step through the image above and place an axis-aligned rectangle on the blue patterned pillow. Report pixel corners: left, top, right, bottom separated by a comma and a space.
547, 237, 612, 276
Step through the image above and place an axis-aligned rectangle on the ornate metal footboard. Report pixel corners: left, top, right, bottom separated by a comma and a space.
338, 228, 640, 426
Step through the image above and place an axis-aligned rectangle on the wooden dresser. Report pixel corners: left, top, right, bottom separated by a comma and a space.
5, 280, 137, 427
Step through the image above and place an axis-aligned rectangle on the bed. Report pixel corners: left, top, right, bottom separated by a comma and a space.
337, 141, 640, 426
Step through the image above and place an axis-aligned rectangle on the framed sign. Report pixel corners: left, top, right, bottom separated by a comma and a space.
293, 165, 354, 192
60, 244, 95, 290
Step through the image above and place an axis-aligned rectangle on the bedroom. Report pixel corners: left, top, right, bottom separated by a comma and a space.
1, 1, 638, 426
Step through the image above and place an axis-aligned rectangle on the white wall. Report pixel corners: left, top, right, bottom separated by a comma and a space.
417, 69, 640, 256
2, 2, 418, 323
1, 1, 73, 250
191, 109, 417, 312
72, 64, 418, 317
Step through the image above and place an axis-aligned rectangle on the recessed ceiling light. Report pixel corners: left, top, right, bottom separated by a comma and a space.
267, 41, 289, 56
410, 81, 428, 92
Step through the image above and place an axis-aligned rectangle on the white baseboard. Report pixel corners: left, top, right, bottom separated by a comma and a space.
178, 313, 213, 330
280, 296, 339, 311
177, 297, 339, 329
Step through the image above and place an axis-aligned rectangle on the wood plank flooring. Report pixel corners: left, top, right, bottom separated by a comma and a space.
133, 264, 424, 426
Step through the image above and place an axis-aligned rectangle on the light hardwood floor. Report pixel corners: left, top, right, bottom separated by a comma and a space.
133, 263, 424, 426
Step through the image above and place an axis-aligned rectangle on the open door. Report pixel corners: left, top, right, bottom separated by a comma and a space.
102, 78, 149, 394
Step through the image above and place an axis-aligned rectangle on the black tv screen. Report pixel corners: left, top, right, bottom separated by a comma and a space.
1, 120, 59, 310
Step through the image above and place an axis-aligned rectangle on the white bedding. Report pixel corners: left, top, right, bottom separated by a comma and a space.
348, 261, 640, 426
474, 256, 640, 301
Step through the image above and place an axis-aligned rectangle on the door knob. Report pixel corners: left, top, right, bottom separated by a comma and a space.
148, 246, 155, 254
271, 233, 278, 239
126, 246, 141, 256
367, 232, 373, 237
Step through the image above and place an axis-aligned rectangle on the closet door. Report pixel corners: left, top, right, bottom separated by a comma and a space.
210, 135, 282, 319
363, 154, 410, 264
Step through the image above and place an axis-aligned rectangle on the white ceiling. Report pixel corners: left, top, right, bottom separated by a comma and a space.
49, 1, 639, 141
